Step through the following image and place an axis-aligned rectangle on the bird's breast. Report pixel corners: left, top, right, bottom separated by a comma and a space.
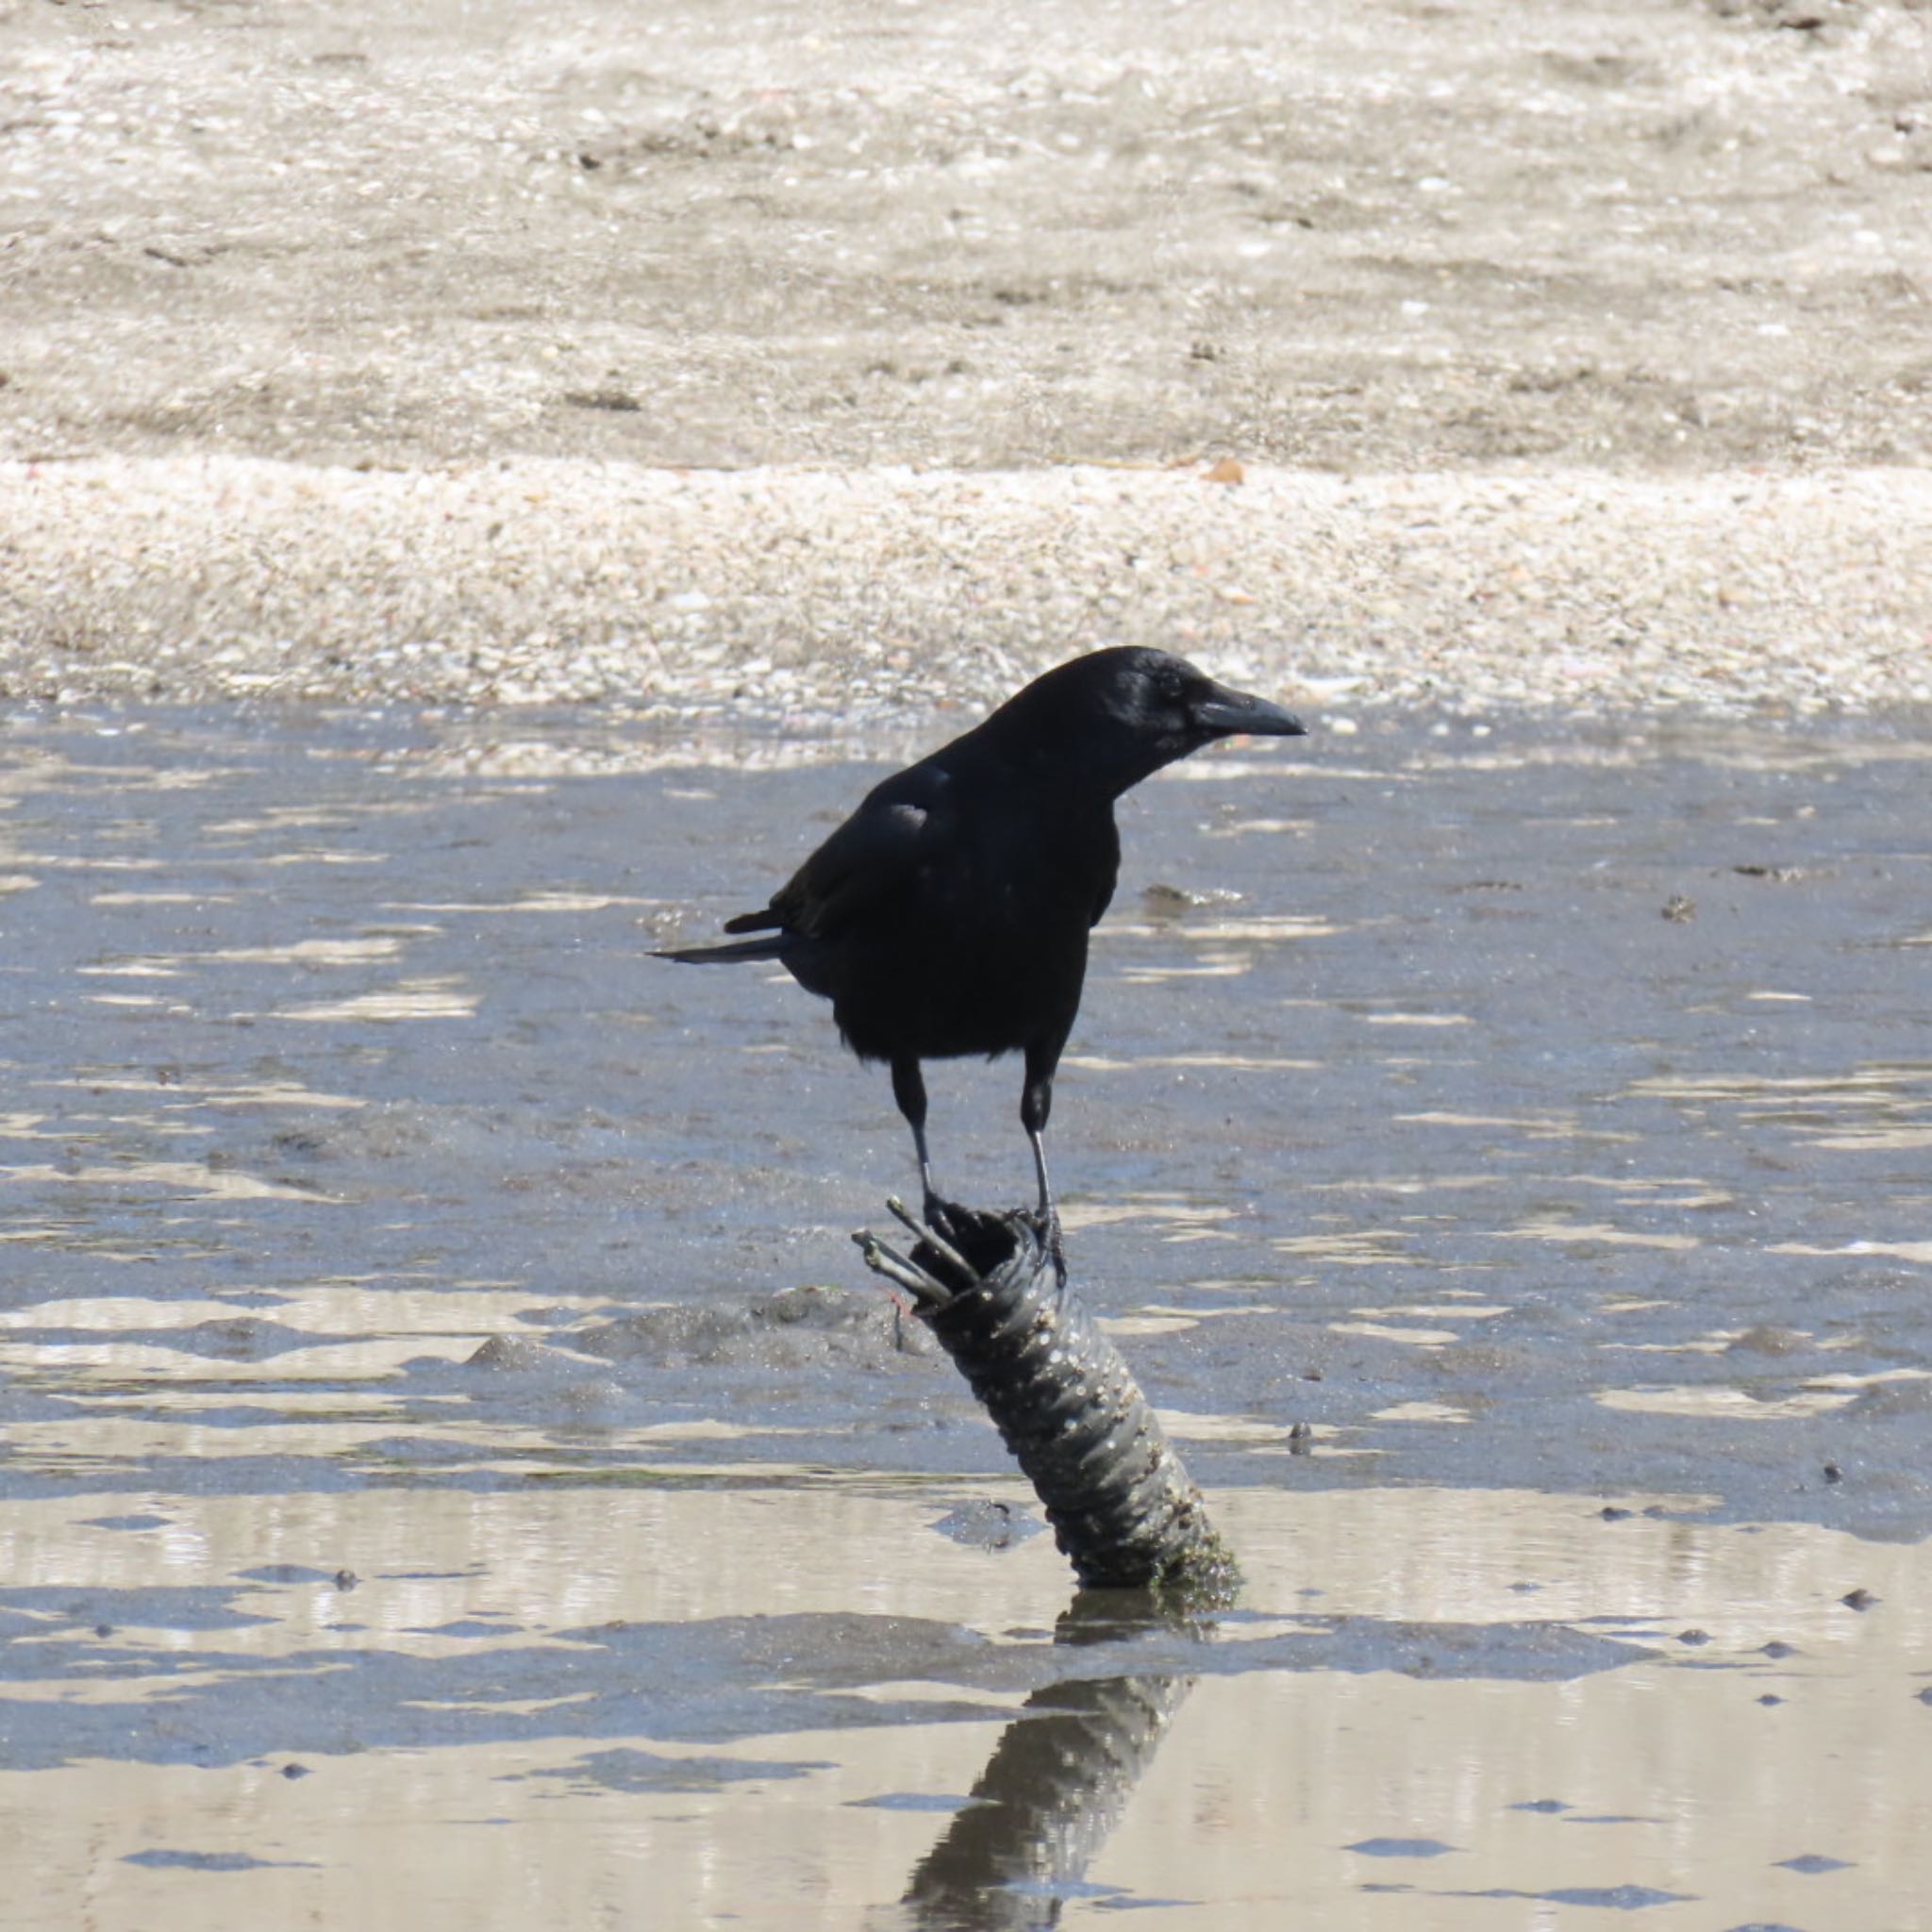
829, 888, 1092, 1064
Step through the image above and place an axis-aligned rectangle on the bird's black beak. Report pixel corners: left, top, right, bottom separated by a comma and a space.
1191, 681, 1307, 741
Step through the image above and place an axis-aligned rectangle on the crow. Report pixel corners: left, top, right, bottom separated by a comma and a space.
657, 646, 1306, 1267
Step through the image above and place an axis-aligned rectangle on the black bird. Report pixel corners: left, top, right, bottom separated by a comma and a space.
657, 646, 1306, 1264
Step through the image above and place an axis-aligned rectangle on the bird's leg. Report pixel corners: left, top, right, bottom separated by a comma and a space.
1027, 1124, 1067, 1286
1020, 1054, 1067, 1290
891, 1054, 950, 1234
911, 1118, 936, 1208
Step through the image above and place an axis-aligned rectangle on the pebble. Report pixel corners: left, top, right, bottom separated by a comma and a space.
2, 457, 1927, 727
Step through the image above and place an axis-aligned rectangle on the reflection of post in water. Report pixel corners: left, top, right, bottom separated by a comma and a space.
855, 1199, 1237, 1924
855, 1197, 1239, 1594
854, 1202, 1235, 1921
902, 1594, 1205, 1931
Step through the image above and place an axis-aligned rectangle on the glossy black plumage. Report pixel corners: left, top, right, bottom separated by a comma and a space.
658, 646, 1306, 1262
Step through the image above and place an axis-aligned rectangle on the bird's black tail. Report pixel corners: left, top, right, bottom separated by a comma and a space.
654, 935, 790, 965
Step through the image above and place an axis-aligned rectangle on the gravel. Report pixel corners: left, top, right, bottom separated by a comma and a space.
3, 456, 1927, 726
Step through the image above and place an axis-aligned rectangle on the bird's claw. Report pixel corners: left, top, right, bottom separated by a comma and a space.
890, 1193, 976, 1290
1028, 1206, 1068, 1297
923, 1191, 991, 1283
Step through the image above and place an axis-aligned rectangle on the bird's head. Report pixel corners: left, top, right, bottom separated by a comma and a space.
1008, 647, 1307, 796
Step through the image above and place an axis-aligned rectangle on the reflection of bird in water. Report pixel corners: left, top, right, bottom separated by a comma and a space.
658, 647, 1305, 1268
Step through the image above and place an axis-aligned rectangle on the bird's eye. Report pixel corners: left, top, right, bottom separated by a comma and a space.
1155, 669, 1187, 703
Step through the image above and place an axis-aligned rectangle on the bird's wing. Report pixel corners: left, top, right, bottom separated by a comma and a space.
772, 792, 936, 939
1088, 817, 1123, 927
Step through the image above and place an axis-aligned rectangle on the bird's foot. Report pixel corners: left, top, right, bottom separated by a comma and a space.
1027, 1206, 1067, 1297
921, 1189, 958, 1242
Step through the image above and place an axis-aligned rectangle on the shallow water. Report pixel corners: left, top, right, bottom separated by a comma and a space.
2, 1479, 1928, 1927
3, 705, 1929, 1925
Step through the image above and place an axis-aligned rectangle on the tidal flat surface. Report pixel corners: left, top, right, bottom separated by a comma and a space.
2, 705, 1928, 1927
